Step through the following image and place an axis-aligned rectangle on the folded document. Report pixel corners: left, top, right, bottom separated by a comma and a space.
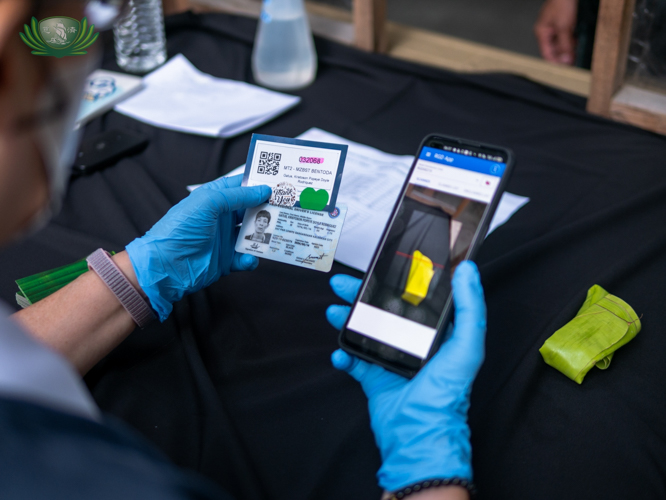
115, 54, 301, 137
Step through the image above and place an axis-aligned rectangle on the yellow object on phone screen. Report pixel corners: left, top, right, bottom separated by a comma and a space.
401, 250, 435, 306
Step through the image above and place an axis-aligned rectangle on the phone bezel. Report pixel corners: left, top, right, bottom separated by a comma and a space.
338, 133, 515, 378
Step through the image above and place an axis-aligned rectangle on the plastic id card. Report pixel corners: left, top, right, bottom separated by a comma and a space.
236, 203, 347, 273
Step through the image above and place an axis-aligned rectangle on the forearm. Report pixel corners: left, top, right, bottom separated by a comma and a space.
381, 487, 469, 500
12, 251, 139, 375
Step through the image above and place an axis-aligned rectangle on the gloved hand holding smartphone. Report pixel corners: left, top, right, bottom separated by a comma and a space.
326, 262, 486, 495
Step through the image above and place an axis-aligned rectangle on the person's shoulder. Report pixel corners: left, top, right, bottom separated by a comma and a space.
244, 234, 252, 240
264, 233, 272, 243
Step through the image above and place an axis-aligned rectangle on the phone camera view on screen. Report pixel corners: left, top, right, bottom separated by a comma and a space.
346, 142, 506, 361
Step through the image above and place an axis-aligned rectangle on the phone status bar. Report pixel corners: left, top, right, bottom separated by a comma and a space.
438, 144, 504, 163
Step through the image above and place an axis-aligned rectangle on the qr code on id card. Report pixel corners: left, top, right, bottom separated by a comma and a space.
257, 152, 281, 175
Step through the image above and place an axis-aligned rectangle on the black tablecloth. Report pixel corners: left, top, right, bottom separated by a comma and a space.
2, 12, 666, 500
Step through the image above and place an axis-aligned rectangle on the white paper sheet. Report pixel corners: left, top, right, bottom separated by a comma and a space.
188, 128, 530, 272
114, 54, 301, 137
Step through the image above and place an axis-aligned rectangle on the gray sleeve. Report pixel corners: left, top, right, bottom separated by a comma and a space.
0, 301, 100, 421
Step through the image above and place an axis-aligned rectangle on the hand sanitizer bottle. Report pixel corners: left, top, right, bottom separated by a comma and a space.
252, 0, 317, 90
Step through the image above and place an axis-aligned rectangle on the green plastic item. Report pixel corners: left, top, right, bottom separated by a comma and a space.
539, 285, 641, 384
15, 252, 115, 307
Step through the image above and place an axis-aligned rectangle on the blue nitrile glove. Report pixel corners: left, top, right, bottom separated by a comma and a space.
326, 261, 486, 492
126, 175, 271, 321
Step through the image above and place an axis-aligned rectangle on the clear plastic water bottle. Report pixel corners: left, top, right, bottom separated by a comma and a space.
114, 0, 167, 74
252, 0, 317, 90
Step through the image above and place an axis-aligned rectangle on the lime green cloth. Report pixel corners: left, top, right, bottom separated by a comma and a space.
539, 285, 641, 384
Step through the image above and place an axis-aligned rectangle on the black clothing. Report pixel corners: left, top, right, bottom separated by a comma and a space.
0, 397, 231, 500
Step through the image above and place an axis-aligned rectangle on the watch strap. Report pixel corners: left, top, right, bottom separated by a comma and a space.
87, 248, 155, 328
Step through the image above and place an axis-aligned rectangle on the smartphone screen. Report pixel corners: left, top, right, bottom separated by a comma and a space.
340, 136, 512, 376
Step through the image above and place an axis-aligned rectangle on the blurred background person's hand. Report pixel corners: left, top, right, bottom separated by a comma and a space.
534, 0, 579, 65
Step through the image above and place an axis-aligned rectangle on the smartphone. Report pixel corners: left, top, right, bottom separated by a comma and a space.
72, 129, 149, 175
338, 134, 514, 378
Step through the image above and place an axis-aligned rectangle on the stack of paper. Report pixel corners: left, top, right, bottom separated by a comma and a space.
115, 54, 301, 137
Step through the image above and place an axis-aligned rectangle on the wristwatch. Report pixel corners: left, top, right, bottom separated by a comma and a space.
86, 248, 156, 328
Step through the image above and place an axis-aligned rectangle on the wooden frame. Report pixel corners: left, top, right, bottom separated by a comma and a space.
163, 0, 386, 53
161, 0, 591, 97
163, 0, 191, 13
352, 0, 386, 52
587, 0, 666, 134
